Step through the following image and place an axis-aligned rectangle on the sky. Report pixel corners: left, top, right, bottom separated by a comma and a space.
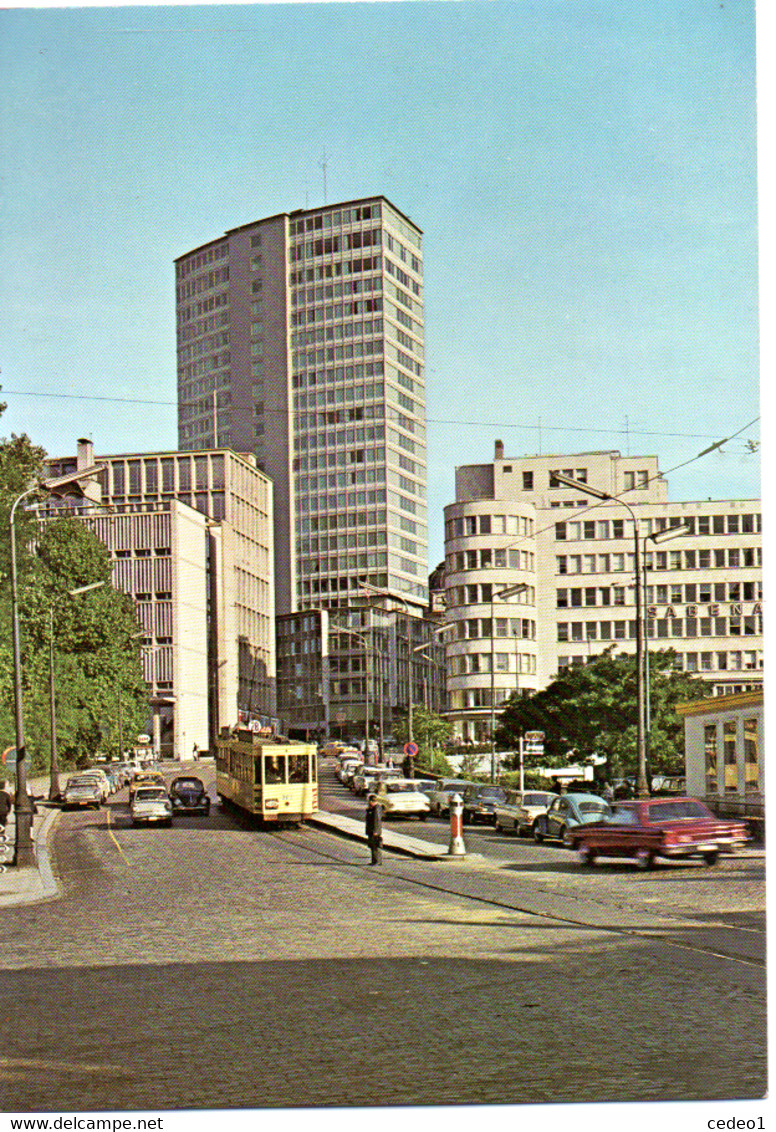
0, 0, 763, 566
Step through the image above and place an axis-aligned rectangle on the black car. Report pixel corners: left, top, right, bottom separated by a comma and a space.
169, 776, 211, 816
462, 785, 507, 825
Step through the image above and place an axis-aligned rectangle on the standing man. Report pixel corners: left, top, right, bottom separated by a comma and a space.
365, 793, 383, 866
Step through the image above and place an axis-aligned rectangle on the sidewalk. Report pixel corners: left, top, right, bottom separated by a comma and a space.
0, 775, 61, 906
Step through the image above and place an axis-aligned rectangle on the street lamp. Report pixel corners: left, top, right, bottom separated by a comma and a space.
642, 523, 692, 764
358, 580, 415, 745
48, 581, 105, 801
550, 470, 650, 798
334, 625, 372, 756
490, 582, 529, 783
9, 463, 105, 866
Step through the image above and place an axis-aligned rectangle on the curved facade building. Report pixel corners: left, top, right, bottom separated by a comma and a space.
443, 498, 538, 743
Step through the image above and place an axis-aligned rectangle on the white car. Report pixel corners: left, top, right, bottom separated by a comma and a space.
130, 786, 173, 827
493, 790, 558, 836
425, 779, 477, 816
375, 780, 431, 820
79, 768, 112, 802
62, 775, 103, 810
353, 766, 401, 796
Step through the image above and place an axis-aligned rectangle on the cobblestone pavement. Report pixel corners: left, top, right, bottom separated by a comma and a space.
0, 764, 766, 1112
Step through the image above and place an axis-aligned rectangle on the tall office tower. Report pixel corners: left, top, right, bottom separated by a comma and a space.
175, 197, 429, 621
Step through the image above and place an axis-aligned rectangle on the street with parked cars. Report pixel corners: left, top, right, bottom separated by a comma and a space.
1, 747, 765, 1113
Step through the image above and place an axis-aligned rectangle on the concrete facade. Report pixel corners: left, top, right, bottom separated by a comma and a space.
175, 197, 430, 735
45, 441, 276, 752
678, 690, 764, 824
444, 444, 762, 742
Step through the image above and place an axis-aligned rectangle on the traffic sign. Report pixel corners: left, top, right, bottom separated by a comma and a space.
1, 747, 17, 767
524, 731, 545, 742
404, 741, 419, 758
336, 711, 346, 724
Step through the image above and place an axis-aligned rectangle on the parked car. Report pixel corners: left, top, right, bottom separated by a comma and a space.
79, 768, 112, 802
62, 775, 103, 810
533, 792, 611, 843
376, 780, 431, 820
493, 790, 558, 836
425, 779, 477, 816
462, 784, 508, 825
352, 766, 401, 796
130, 786, 173, 827
169, 776, 210, 816
566, 797, 750, 869
337, 757, 363, 784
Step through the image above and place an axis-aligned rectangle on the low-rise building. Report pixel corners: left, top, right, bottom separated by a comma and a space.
677, 690, 763, 831
444, 443, 762, 743
45, 439, 276, 756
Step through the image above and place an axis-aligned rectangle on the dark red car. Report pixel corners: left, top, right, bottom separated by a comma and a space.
565, 797, 749, 869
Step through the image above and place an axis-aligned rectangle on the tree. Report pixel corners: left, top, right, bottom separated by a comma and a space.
0, 422, 149, 772
494, 647, 711, 782
19, 518, 149, 769
393, 706, 454, 774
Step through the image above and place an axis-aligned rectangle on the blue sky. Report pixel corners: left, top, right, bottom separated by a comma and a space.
0, 0, 761, 563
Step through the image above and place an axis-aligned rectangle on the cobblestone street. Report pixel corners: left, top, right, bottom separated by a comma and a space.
0, 774, 766, 1112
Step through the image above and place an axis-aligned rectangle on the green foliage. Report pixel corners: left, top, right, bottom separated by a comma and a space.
393, 705, 454, 773
495, 647, 711, 781
0, 426, 150, 772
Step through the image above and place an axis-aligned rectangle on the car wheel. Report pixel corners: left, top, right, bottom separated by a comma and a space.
514, 821, 523, 836
578, 846, 597, 865
419, 813, 428, 821
533, 821, 544, 843
703, 849, 720, 866
558, 825, 569, 845
635, 848, 655, 870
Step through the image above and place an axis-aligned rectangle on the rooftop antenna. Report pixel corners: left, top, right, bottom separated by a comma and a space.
537, 416, 542, 456
320, 148, 328, 205
624, 415, 630, 456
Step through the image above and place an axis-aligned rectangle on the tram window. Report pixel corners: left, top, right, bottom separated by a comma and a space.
264, 755, 287, 784
254, 759, 262, 785
310, 756, 317, 782
288, 756, 307, 783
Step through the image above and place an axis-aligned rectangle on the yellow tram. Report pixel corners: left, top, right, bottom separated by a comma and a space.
215, 730, 318, 824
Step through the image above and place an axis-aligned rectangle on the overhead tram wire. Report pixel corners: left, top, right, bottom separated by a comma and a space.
0, 388, 760, 446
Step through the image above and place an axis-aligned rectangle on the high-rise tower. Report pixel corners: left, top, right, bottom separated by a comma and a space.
176, 197, 428, 621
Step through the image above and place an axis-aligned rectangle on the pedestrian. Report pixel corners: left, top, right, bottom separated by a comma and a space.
365, 793, 383, 866
603, 781, 614, 803
0, 781, 11, 831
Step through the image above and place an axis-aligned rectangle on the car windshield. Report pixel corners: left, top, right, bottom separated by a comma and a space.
647, 800, 709, 822
478, 788, 506, 800
135, 788, 167, 801
385, 782, 418, 793
578, 800, 610, 814
68, 778, 95, 787
174, 779, 202, 790
523, 793, 553, 806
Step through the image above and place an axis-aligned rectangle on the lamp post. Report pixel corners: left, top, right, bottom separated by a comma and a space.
550, 471, 649, 798
642, 523, 692, 765
9, 463, 105, 866
335, 625, 372, 754
48, 581, 105, 801
358, 581, 415, 745
490, 582, 529, 783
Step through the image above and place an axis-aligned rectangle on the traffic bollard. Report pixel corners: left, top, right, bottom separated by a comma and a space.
447, 792, 467, 856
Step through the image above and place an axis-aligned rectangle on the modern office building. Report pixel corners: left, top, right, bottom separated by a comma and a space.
45, 439, 276, 753
444, 444, 762, 743
175, 197, 433, 734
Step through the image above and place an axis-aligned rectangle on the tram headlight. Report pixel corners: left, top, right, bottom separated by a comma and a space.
265, 799, 279, 811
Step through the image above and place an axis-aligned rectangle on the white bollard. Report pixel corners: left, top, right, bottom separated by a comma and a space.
447, 792, 467, 856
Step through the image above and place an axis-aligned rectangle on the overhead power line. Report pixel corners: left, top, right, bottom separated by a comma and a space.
1, 388, 759, 445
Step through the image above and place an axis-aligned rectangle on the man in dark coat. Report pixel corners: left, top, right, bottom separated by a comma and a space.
365, 793, 383, 865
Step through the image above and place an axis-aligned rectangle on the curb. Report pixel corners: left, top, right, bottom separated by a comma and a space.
0, 804, 62, 906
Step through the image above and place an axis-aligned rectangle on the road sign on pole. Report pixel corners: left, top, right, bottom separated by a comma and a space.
403, 741, 419, 758
1, 747, 17, 767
